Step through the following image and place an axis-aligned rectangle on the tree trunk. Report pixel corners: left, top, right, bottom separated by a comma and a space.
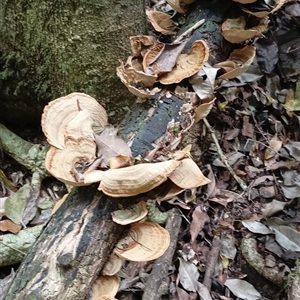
0, 0, 146, 126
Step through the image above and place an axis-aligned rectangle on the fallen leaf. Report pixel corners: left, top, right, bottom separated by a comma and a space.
178, 258, 199, 292
0, 220, 22, 234
224, 279, 262, 300
220, 234, 237, 260
190, 65, 219, 100
265, 134, 282, 160
196, 282, 212, 300
261, 199, 291, 217
193, 98, 215, 123
190, 206, 209, 244
241, 220, 271, 234
95, 126, 132, 166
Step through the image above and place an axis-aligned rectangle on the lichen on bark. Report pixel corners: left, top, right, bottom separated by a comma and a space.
0, 0, 147, 125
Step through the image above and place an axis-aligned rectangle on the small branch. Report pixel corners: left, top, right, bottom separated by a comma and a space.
142, 208, 182, 300
173, 19, 205, 43
203, 118, 248, 191
203, 236, 221, 291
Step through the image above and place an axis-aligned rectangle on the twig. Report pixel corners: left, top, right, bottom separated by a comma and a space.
203, 236, 221, 291
173, 19, 205, 43
203, 118, 248, 191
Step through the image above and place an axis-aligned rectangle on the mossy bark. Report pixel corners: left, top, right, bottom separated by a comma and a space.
0, 0, 146, 125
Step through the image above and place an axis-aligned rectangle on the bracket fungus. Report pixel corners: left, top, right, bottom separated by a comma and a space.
114, 222, 170, 262
158, 40, 209, 84
98, 160, 180, 197
42, 92, 107, 149
214, 46, 256, 79
42, 92, 107, 186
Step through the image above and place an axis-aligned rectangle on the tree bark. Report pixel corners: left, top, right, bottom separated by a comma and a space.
5, 184, 127, 300
0, 0, 146, 126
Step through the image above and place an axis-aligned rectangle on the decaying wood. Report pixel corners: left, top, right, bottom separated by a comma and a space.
142, 208, 182, 300
5, 185, 127, 300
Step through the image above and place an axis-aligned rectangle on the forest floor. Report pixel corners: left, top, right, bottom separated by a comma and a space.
1, 0, 300, 300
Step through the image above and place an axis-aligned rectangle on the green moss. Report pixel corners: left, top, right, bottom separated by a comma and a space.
0, 0, 146, 125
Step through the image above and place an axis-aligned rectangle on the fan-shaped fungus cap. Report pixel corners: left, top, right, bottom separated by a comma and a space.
169, 158, 211, 189
102, 253, 123, 276
146, 10, 176, 35
242, 0, 285, 17
215, 46, 256, 79
45, 137, 96, 186
112, 201, 148, 225
41, 92, 107, 150
159, 40, 209, 84
91, 275, 119, 300
222, 17, 268, 44
114, 222, 170, 261
98, 160, 180, 197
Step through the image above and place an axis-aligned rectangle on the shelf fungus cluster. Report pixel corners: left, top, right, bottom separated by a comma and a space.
232, 0, 286, 18
42, 92, 211, 282
41, 92, 108, 186
117, 35, 209, 102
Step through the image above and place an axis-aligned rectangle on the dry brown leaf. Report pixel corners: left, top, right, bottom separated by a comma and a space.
194, 98, 215, 122
95, 126, 132, 166
146, 10, 176, 35
166, 0, 185, 13
159, 40, 209, 84
190, 206, 209, 243
215, 46, 256, 79
114, 222, 170, 261
0, 219, 22, 234
145, 41, 187, 76
242, 115, 254, 138
265, 134, 282, 160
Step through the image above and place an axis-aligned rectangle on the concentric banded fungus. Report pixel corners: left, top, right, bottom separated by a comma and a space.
215, 46, 256, 79
45, 138, 96, 186
91, 275, 119, 300
159, 40, 209, 84
242, 0, 285, 17
41, 92, 107, 149
98, 160, 180, 197
112, 201, 148, 225
222, 17, 268, 44
169, 158, 211, 189
114, 222, 170, 262
146, 10, 176, 35
102, 253, 123, 276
